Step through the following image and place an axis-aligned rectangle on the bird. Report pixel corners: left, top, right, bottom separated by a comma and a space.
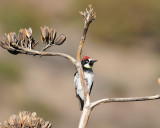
74, 56, 97, 110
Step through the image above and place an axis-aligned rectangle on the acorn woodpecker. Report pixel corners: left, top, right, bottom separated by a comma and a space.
74, 56, 97, 110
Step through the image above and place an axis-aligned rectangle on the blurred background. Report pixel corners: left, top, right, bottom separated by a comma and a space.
1, 0, 160, 128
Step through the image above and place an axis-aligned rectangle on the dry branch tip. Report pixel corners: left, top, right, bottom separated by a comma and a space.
80, 5, 96, 25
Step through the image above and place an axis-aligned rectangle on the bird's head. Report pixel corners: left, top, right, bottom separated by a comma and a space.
81, 56, 97, 69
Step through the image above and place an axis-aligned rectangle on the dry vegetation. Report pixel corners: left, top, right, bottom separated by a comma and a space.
0, 5, 160, 128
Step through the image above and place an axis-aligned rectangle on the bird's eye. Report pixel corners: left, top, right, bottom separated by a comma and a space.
85, 60, 89, 63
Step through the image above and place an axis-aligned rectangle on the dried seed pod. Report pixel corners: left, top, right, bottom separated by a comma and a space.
25, 27, 32, 38
7, 33, 11, 43
10, 32, 18, 43
0, 41, 6, 49
10, 32, 15, 43
18, 28, 26, 41
1, 32, 18, 50
24, 36, 29, 47
50, 28, 57, 43
18, 28, 31, 48
13, 32, 18, 43
0, 41, 3, 47
3, 34, 9, 45
18, 29, 23, 40
1, 33, 20, 55
54, 34, 66, 45
0, 111, 52, 128
40, 26, 50, 43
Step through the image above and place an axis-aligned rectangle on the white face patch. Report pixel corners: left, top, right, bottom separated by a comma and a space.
84, 63, 92, 68
84, 59, 92, 68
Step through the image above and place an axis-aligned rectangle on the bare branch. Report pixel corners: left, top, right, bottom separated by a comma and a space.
78, 93, 160, 128
2, 42, 77, 66
90, 94, 160, 109
23, 49, 77, 66
76, 4, 96, 101
77, 5, 96, 60
41, 42, 53, 51
78, 107, 91, 128
77, 5, 96, 128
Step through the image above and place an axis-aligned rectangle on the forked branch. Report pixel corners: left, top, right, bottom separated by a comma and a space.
77, 5, 160, 128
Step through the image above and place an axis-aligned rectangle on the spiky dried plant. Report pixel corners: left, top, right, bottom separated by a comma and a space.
0, 111, 52, 128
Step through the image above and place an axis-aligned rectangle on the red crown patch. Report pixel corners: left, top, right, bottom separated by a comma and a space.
82, 56, 90, 61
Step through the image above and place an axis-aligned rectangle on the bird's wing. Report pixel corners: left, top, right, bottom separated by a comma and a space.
76, 94, 84, 111
74, 71, 78, 90
87, 73, 94, 94
89, 82, 93, 95
74, 71, 78, 76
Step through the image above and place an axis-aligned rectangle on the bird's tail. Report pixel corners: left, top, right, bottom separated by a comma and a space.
77, 95, 84, 111
79, 98, 84, 111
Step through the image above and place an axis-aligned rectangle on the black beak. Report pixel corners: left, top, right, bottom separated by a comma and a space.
92, 60, 97, 63
89, 60, 97, 66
